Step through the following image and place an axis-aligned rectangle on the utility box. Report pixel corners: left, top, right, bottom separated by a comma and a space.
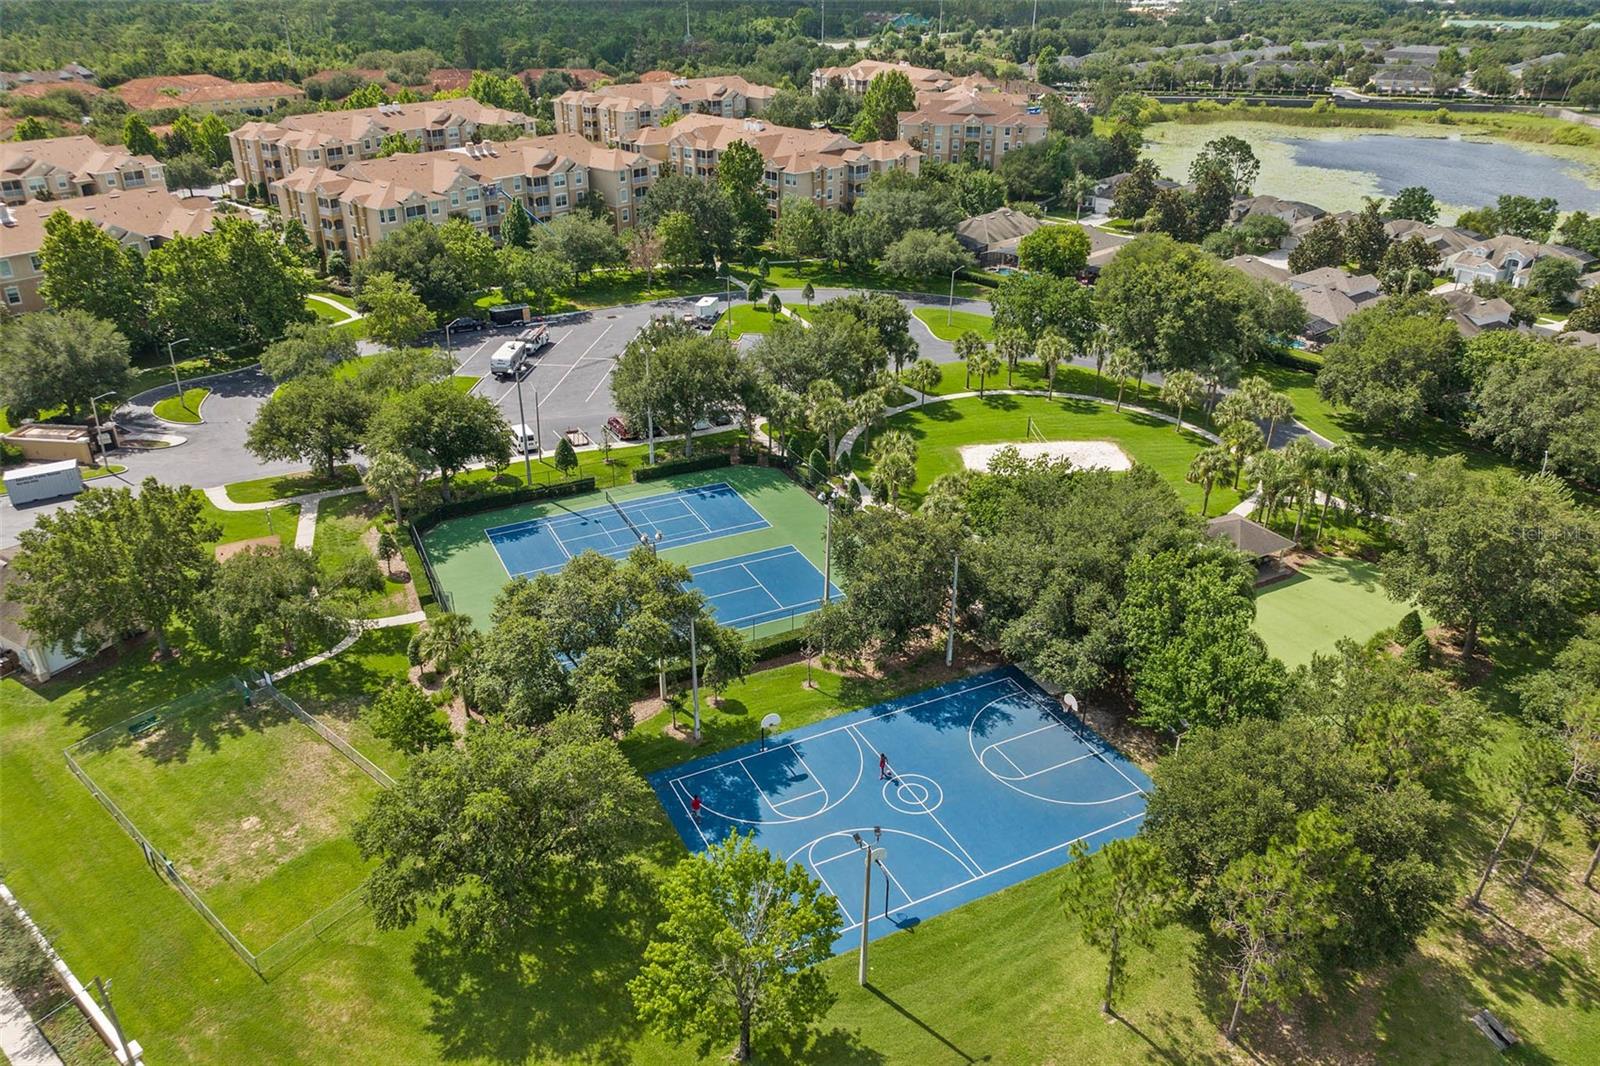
3, 460, 85, 505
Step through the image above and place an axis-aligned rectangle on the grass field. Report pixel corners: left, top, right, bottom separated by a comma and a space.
856, 394, 1242, 514
68, 683, 384, 951
224, 468, 362, 504
195, 493, 298, 549
276, 626, 417, 783
912, 307, 995, 342
312, 494, 414, 619
730, 261, 993, 301
1252, 556, 1423, 668
422, 464, 832, 631
711, 303, 812, 339
152, 388, 209, 424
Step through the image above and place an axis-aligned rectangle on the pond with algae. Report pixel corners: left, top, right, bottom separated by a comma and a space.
1141, 120, 1600, 221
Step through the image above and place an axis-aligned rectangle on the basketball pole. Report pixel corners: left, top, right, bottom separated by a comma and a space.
945, 551, 960, 666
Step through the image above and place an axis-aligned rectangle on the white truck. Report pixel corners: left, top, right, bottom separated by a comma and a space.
489, 340, 530, 379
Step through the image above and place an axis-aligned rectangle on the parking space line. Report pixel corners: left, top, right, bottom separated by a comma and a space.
541, 324, 614, 404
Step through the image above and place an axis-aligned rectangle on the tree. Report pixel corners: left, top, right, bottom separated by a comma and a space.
701, 622, 754, 703
194, 112, 231, 166
1570, 287, 1600, 334
462, 614, 570, 725
535, 212, 624, 277
902, 358, 941, 405
366, 681, 452, 755
991, 272, 1096, 350
804, 380, 852, 460
354, 271, 431, 349
354, 220, 486, 314
498, 245, 573, 314
1468, 340, 1600, 482
376, 530, 401, 576
1110, 160, 1160, 221
823, 292, 920, 375
260, 322, 357, 383
1286, 215, 1346, 275
500, 198, 534, 248
657, 211, 701, 273
196, 545, 347, 666
715, 139, 771, 251
811, 506, 962, 662
8, 478, 217, 658
1388, 186, 1439, 225
1528, 256, 1581, 306
552, 435, 578, 478
611, 326, 742, 458
147, 217, 311, 353
879, 229, 972, 279
1186, 445, 1234, 516
1469, 726, 1570, 906
248, 375, 373, 476
1492, 194, 1561, 242
868, 429, 918, 506
1316, 296, 1462, 427
366, 382, 511, 499
1105, 347, 1137, 411
0, 311, 132, 422
1059, 837, 1178, 1015
969, 344, 1002, 397
1382, 459, 1597, 660
1159, 369, 1202, 432
1343, 198, 1390, 276
773, 196, 835, 260
850, 70, 915, 142
952, 165, 1007, 217
802, 282, 815, 308
630, 833, 840, 1063
162, 153, 214, 196
10, 116, 52, 141
122, 113, 157, 156
415, 612, 477, 680
639, 172, 735, 263
1219, 419, 1266, 490
1017, 224, 1091, 277
354, 716, 652, 941
38, 210, 149, 345
1189, 135, 1260, 198
752, 307, 886, 400
1378, 235, 1441, 293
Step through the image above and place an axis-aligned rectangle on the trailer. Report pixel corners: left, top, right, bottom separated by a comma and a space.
3, 460, 85, 505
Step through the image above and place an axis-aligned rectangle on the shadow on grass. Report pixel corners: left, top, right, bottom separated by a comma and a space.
863, 984, 987, 1063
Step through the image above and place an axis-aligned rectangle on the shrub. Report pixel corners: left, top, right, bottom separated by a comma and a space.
1402, 634, 1431, 670
332, 553, 385, 593
633, 452, 732, 482
1395, 609, 1423, 645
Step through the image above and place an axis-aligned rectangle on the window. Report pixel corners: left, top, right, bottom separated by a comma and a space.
28, 255, 42, 272
621, 208, 630, 222
465, 188, 480, 202
555, 194, 567, 208
4, 287, 20, 306
0, 261, 10, 278
469, 208, 482, 222
554, 174, 566, 187
450, 191, 460, 207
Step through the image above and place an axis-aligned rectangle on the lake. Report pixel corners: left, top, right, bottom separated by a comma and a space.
1141, 120, 1600, 221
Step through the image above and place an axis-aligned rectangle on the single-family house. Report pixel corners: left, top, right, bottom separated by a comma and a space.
954, 207, 1043, 266
1435, 289, 1515, 337
1445, 234, 1592, 289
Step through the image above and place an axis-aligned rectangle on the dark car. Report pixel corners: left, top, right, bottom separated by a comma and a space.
445, 316, 486, 334
606, 415, 641, 441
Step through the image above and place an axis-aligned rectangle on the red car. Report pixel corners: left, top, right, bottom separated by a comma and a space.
606, 415, 641, 441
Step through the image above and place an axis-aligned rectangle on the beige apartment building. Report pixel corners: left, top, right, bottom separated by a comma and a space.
553, 75, 775, 145
527, 133, 657, 229
896, 90, 1048, 167
811, 59, 956, 94
630, 114, 919, 216
0, 187, 213, 312
114, 74, 304, 114
230, 100, 536, 189
0, 136, 165, 205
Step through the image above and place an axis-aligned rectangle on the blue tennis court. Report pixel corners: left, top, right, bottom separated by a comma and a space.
650, 667, 1150, 953
688, 546, 842, 629
484, 481, 768, 577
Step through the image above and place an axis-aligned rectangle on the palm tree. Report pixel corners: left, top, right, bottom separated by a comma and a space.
767, 386, 804, 455
1088, 328, 1111, 395
1160, 369, 1203, 433
851, 388, 887, 449
1259, 390, 1295, 448
1036, 334, 1070, 400
870, 430, 918, 507
1186, 446, 1234, 516
953, 330, 987, 389
994, 328, 1030, 388
902, 358, 942, 406
1219, 419, 1266, 489
1245, 450, 1292, 524
1283, 436, 1324, 544
806, 379, 852, 458
417, 612, 475, 679
1062, 173, 1095, 220
1105, 348, 1137, 412
971, 347, 1002, 397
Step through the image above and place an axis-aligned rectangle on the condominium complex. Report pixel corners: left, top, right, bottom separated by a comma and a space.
811, 59, 957, 94
0, 136, 165, 205
229, 100, 537, 189
272, 134, 656, 262
895, 90, 1047, 167
0, 187, 213, 312
553, 75, 775, 145
113, 74, 304, 114
630, 113, 920, 215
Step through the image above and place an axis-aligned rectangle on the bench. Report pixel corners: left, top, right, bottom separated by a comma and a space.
127, 713, 159, 737
1471, 1008, 1519, 1051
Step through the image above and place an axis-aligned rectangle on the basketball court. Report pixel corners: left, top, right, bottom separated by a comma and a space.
650, 667, 1151, 952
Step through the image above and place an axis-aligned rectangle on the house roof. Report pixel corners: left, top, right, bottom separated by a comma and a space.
1224, 255, 1290, 284
1207, 514, 1294, 558
1297, 285, 1362, 336
897, 89, 1047, 130
955, 207, 1043, 251
639, 113, 918, 174
1289, 267, 1380, 298
559, 75, 776, 112
1558, 329, 1600, 349
0, 185, 213, 252
1436, 288, 1515, 335
1230, 194, 1325, 224
813, 60, 954, 91
239, 100, 533, 151
0, 135, 159, 183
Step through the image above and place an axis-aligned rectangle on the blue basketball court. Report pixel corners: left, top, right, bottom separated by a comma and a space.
650, 667, 1151, 953
688, 546, 842, 629
484, 481, 769, 577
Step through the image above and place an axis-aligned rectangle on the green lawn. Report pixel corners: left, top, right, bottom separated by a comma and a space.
312, 493, 414, 619
857, 393, 1242, 515
67, 682, 383, 952
306, 295, 355, 322
912, 307, 995, 342
730, 261, 992, 301
276, 625, 418, 783
196, 493, 298, 549
710, 303, 811, 339
473, 269, 726, 316
445, 429, 746, 499
224, 468, 362, 504
152, 387, 210, 424
1252, 555, 1424, 668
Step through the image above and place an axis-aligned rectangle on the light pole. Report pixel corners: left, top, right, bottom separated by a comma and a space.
645, 343, 656, 466
817, 488, 836, 609
532, 388, 543, 459
945, 551, 960, 667
515, 368, 533, 484
166, 336, 190, 411
946, 267, 959, 326
852, 828, 888, 985
88, 390, 117, 464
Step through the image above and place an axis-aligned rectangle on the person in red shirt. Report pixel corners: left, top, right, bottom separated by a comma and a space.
879, 753, 890, 780
690, 793, 703, 822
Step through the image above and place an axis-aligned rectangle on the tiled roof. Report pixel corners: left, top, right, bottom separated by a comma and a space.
0, 185, 212, 251
0, 135, 159, 182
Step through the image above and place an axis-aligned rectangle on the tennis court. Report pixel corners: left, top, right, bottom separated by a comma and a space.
650, 667, 1151, 953
689, 546, 842, 629
485, 481, 769, 577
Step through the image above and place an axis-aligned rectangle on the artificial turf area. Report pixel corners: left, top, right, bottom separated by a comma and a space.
855, 393, 1241, 515
66, 681, 384, 953
1251, 556, 1424, 668
421, 464, 832, 633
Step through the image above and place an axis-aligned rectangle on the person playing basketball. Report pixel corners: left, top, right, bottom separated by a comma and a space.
879, 752, 890, 780
690, 793, 703, 822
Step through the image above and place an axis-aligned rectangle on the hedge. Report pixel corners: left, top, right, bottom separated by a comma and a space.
633, 452, 732, 482
411, 476, 596, 533
958, 269, 1000, 289
1268, 345, 1324, 373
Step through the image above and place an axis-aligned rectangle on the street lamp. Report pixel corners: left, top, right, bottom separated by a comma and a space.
166, 336, 190, 411
88, 390, 117, 464
645, 343, 656, 466
851, 828, 889, 985
514, 369, 534, 484
817, 488, 838, 610
946, 267, 960, 326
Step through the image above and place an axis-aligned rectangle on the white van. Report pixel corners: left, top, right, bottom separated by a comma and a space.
489, 340, 531, 379
510, 423, 539, 454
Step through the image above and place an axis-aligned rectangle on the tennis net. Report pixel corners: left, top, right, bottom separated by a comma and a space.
604, 490, 650, 546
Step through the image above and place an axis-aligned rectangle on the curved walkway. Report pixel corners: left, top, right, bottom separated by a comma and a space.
269, 609, 426, 684
307, 293, 363, 327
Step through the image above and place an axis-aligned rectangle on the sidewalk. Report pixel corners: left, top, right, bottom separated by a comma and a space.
0, 985, 64, 1066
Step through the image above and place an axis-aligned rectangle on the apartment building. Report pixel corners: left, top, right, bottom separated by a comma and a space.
1, 136, 164, 205
630, 113, 919, 216
114, 74, 304, 114
526, 133, 656, 229
811, 59, 955, 94
553, 75, 775, 145
230, 100, 536, 189
0, 187, 213, 312
895, 90, 1047, 167
272, 139, 589, 262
